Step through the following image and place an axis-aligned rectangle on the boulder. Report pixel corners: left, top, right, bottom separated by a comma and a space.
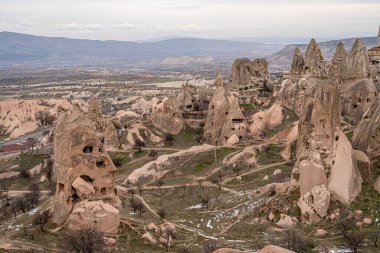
263, 175, 269, 181
40, 175, 47, 184
363, 218, 373, 225
315, 229, 328, 237
146, 223, 159, 234
66, 200, 120, 234
72, 177, 95, 200
103, 237, 117, 247
141, 232, 156, 244
298, 185, 330, 224
213, 248, 245, 253
257, 245, 295, 253
151, 97, 184, 135
273, 169, 282, 176
276, 214, 297, 229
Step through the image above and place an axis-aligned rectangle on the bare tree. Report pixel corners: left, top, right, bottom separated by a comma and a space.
262, 144, 271, 157
199, 192, 212, 208
64, 226, 105, 253
164, 133, 174, 145
158, 209, 166, 222
133, 139, 145, 152
148, 149, 158, 160
232, 163, 243, 176
156, 179, 164, 192
32, 210, 52, 232
210, 171, 224, 191
370, 230, 380, 248
35, 110, 55, 126
161, 226, 177, 252
130, 198, 145, 217
336, 217, 366, 253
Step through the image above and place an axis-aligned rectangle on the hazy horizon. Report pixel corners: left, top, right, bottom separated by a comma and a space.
0, 0, 379, 42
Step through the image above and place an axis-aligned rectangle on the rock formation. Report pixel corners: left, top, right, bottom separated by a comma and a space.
229, 58, 270, 90
52, 107, 121, 234
0, 99, 75, 139
87, 97, 120, 149
293, 70, 362, 222
151, 97, 184, 135
352, 99, 380, 159
204, 75, 249, 145
278, 38, 376, 125
229, 58, 272, 104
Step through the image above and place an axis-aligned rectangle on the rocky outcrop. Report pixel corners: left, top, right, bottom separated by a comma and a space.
0, 99, 75, 139
87, 97, 120, 149
298, 185, 330, 223
229, 58, 270, 90
304, 39, 328, 78
204, 75, 230, 144
353, 99, 380, 158
218, 96, 249, 145
278, 39, 376, 125
250, 103, 284, 137
257, 245, 295, 253
204, 75, 249, 145
151, 97, 184, 135
293, 69, 362, 222
52, 107, 120, 234
290, 48, 305, 76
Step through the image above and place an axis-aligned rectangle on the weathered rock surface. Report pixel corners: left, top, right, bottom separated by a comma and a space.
151, 97, 184, 135
213, 248, 245, 253
298, 185, 330, 224
229, 58, 270, 90
257, 245, 295, 253
276, 214, 298, 229
52, 108, 120, 234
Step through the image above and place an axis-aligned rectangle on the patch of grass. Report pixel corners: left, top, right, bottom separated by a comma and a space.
240, 104, 256, 109
257, 144, 284, 165
17, 152, 44, 172
345, 131, 354, 142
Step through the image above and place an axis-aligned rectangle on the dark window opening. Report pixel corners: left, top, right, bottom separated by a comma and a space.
72, 193, 80, 203
232, 119, 243, 123
335, 136, 339, 141
186, 105, 192, 109
239, 136, 243, 140
358, 98, 361, 103
101, 188, 106, 195
353, 104, 358, 108
114, 188, 117, 195
80, 175, 94, 183
83, 146, 93, 153
367, 98, 370, 102
96, 160, 105, 168
225, 112, 228, 115
59, 183, 64, 193
211, 105, 215, 109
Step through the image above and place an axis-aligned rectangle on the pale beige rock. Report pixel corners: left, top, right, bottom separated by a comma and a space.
52, 108, 120, 234
268, 212, 275, 222
66, 200, 120, 234
363, 218, 373, 225
151, 97, 184, 135
375, 176, 380, 193
146, 223, 159, 234
276, 214, 297, 229
213, 248, 245, 253
257, 245, 295, 253
273, 169, 282, 176
354, 210, 363, 219
315, 229, 328, 237
250, 103, 283, 137
298, 185, 330, 224
103, 237, 117, 247
263, 175, 269, 181
40, 175, 47, 184
72, 177, 95, 200
141, 232, 156, 244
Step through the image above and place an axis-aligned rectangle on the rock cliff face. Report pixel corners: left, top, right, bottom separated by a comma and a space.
294, 73, 362, 222
353, 99, 380, 158
87, 97, 120, 149
229, 58, 270, 90
204, 75, 249, 145
151, 97, 184, 135
0, 99, 75, 139
278, 39, 377, 125
52, 108, 121, 234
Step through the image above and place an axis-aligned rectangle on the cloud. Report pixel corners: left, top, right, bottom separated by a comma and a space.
55, 22, 136, 31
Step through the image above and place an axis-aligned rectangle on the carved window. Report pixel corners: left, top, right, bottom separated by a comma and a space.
83, 146, 93, 153
58, 183, 64, 193
101, 188, 106, 195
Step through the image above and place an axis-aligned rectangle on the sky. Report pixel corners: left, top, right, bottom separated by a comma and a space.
0, 0, 379, 42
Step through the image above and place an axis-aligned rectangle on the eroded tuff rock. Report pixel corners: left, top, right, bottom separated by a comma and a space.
278, 39, 377, 125
204, 75, 249, 145
293, 73, 362, 222
151, 97, 184, 135
52, 107, 120, 234
229, 58, 270, 90
298, 184, 330, 224
0, 99, 74, 139
87, 97, 120, 149
229, 58, 272, 104
352, 99, 380, 159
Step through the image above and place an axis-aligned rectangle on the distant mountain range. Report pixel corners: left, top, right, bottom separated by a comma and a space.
0, 31, 283, 70
267, 37, 377, 71
0, 32, 377, 72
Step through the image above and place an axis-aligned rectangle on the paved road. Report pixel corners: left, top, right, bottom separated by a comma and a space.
0, 126, 53, 146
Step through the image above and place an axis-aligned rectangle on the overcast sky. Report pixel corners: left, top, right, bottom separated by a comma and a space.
0, 0, 379, 42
